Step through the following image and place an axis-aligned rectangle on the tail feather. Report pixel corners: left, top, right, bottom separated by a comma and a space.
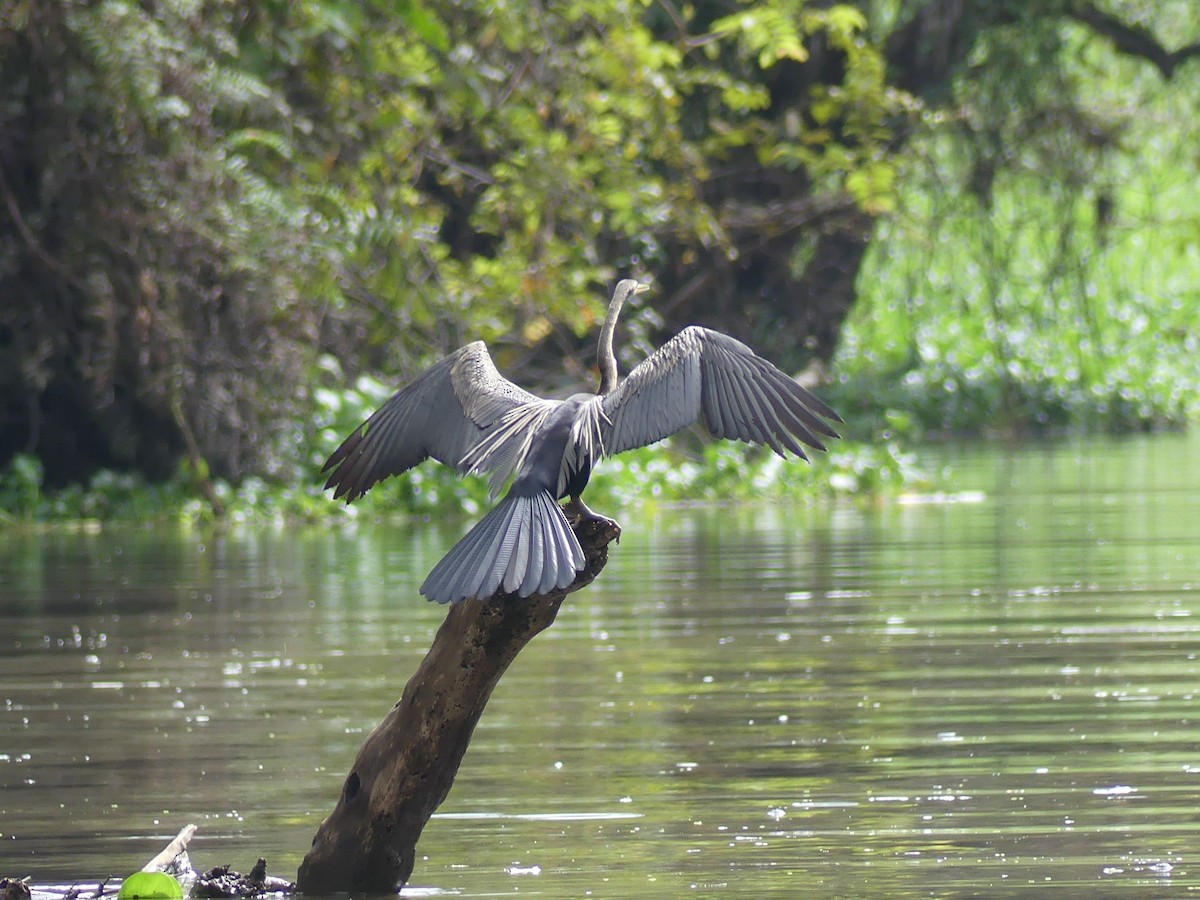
503, 498, 533, 595
542, 493, 585, 596
557, 504, 586, 584
541, 495, 578, 596
422, 506, 496, 601
420, 491, 585, 604
430, 493, 523, 601
533, 499, 558, 596
466, 493, 522, 599
519, 500, 546, 596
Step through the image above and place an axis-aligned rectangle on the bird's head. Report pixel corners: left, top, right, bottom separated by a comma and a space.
613, 279, 650, 304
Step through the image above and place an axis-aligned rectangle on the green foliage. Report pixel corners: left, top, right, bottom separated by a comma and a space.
4, 0, 912, 495
236, 0, 904, 366
4, 0, 1199, 522
711, 5, 813, 68
1, 0, 333, 483
5, 435, 919, 526
4, 355, 920, 522
0, 455, 42, 522
587, 438, 925, 509
834, 3, 1200, 435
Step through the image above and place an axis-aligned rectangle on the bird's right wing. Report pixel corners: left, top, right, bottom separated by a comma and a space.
600, 326, 841, 459
322, 341, 544, 503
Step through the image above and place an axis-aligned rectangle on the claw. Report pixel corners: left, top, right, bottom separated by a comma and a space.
562, 496, 621, 544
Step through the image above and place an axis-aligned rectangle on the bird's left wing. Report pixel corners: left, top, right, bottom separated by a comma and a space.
322, 341, 544, 503
600, 327, 841, 458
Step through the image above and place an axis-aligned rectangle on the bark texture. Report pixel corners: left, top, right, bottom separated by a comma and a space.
295, 514, 621, 894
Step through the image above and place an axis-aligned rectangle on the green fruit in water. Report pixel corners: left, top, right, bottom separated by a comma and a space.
117, 872, 183, 900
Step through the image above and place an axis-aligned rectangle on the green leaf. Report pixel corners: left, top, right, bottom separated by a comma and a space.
118, 872, 183, 900
821, 5, 868, 38
400, 0, 450, 53
846, 160, 897, 214
225, 128, 295, 161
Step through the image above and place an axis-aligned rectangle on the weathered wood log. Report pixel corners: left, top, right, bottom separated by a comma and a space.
141, 824, 197, 873
295, 514, 621, 894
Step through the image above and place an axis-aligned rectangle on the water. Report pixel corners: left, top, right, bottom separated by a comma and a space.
2, 433, 1200, 896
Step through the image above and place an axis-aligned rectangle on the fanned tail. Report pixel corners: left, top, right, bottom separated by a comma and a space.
420, 490, 586, 604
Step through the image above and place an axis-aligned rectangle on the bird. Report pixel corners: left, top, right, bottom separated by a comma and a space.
322, 279, 841, 604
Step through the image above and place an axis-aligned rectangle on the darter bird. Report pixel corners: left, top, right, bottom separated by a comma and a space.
322, 279, 841, 603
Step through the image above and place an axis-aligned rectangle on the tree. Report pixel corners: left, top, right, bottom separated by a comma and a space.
0, 0, 331, 485
2, 0, 1196, 488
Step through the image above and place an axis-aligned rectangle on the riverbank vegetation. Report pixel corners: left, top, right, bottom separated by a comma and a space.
2, 1, 1197, 523
0, 365, 922, 524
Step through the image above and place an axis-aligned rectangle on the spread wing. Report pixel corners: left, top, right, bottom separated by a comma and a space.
600, 326, 842, 459
322, 341, 544, 503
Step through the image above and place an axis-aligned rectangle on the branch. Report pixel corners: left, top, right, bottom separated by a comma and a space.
1070, 2, 1200, 79
720, 193, 859, 238
141, 824, 197, 873
295, 513, 622, 894
0, 164, 81, 289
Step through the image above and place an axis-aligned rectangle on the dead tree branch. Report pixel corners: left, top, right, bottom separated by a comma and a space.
295, 514, 621, 894
1070, 2, 1200, 79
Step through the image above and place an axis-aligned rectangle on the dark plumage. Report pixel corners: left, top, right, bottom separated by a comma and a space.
323, 279, 841, 603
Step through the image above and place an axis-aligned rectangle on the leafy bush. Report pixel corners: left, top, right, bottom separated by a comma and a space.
0, 455, 42, 521
835, 13, 1200, 435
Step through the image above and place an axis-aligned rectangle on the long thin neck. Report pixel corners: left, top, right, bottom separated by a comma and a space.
597, 289, 625, 396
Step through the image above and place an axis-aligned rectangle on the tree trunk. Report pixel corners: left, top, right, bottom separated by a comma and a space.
791, 210, 875, 364
295, 514, 621, 894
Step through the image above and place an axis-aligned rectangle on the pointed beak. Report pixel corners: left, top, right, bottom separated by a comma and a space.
633, 282, 650, 294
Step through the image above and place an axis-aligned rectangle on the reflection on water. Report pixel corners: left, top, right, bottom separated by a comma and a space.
2, 433, 1200, 896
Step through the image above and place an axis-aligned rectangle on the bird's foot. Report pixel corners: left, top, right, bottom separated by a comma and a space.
576, 512, 622, 546
563, 497, 622, 545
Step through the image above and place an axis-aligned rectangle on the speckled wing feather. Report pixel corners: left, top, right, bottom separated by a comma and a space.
322, 342, 544, 503
458, 399, 560, 498
600, 327, 841, 459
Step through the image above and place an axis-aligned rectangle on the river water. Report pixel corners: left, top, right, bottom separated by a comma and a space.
2, 434, 1199, 896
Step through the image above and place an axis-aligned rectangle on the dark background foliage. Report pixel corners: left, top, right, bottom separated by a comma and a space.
1, 0, 1196, 489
